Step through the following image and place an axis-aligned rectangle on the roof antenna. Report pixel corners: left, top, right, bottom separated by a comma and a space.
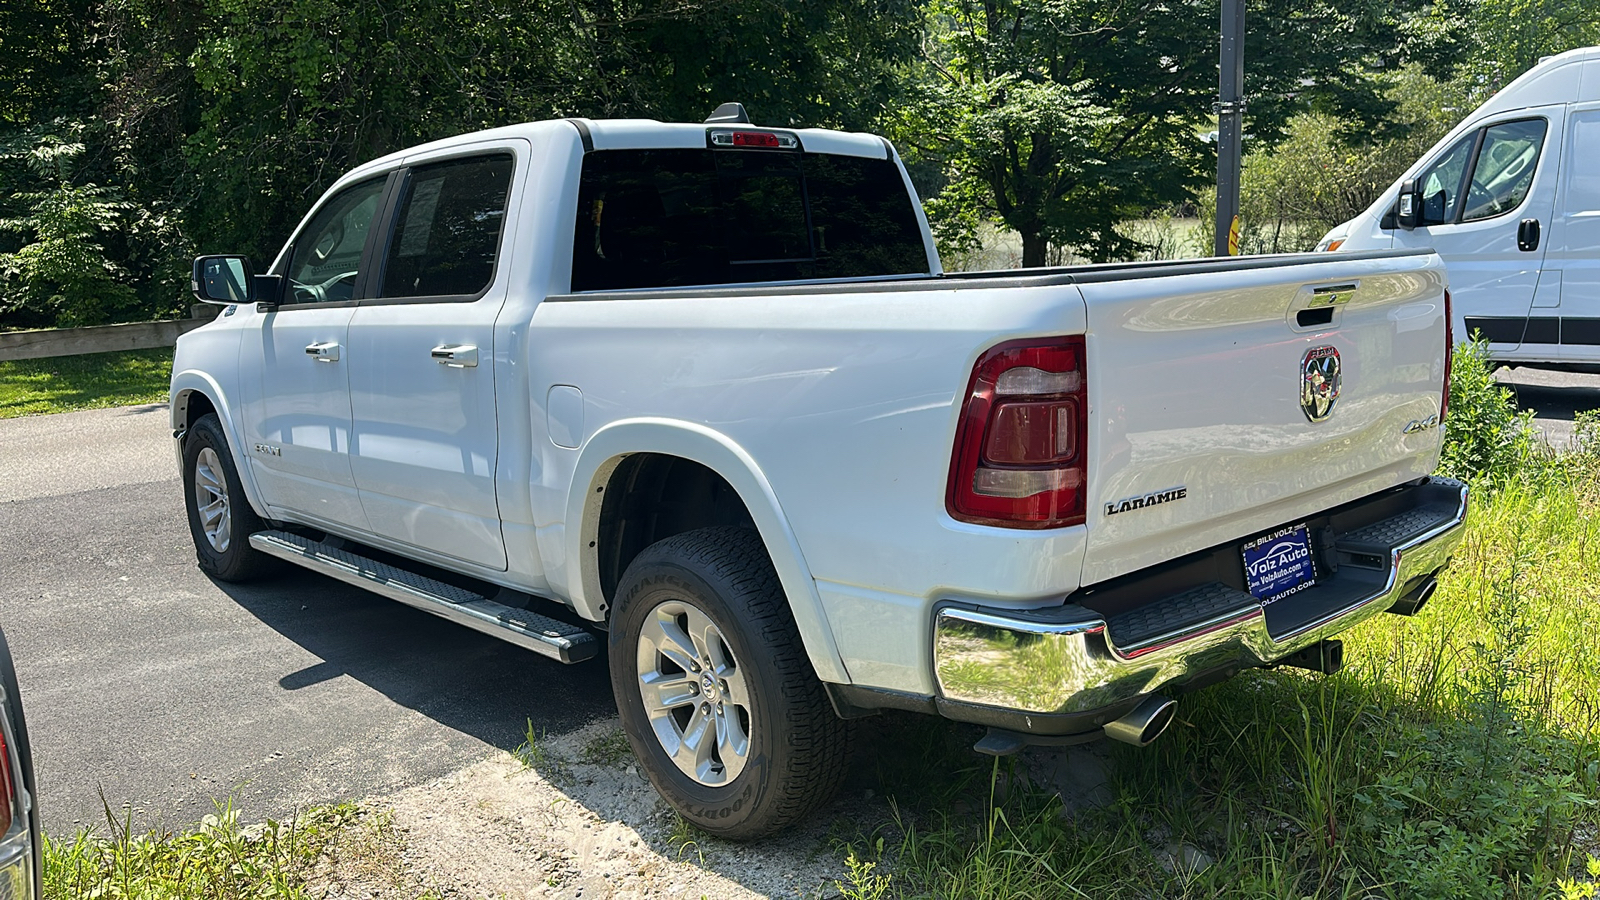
705, 102, 750, 124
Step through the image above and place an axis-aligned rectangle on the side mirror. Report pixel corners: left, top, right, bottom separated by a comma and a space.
191, 255, 254, 305
1394, 179, 1421, 230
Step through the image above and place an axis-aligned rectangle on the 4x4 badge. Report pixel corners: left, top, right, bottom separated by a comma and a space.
1301, 346, 1341, 423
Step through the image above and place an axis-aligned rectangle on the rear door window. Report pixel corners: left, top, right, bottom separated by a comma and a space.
571, 147, 927, 291
379, 154, 514, 300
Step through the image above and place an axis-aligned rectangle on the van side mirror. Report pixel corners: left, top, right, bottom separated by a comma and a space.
1395, 179, 1421, 230
192, 255, 255, 305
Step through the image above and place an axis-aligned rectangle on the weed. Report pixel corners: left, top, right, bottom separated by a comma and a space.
579, 727, 635, 769
513, 718, 552, 771
44, 794, 358, 899
835, 848, 892, 900
665, 813, 708, 865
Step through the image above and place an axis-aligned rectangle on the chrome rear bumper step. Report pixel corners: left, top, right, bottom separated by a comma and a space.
249, 531, 597, 663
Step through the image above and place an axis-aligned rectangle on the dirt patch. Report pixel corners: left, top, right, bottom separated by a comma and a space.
313, 718, 874, 899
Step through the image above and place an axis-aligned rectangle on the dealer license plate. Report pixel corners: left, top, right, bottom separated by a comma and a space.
1241, 523, 1317, 604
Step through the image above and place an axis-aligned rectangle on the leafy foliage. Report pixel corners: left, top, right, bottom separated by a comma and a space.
889, 0, 1442, 267
0, 127, 138, 326
1437, 337, 1545, 487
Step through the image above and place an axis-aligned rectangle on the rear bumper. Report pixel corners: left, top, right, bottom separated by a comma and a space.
932, 476, 1469, 734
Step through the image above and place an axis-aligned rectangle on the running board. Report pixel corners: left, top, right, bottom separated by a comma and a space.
249, 531, 597, 663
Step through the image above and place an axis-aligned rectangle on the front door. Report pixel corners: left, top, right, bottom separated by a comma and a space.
346, 147, 522, 570
1391, 107, 1563, 359
241, 174, 391, 530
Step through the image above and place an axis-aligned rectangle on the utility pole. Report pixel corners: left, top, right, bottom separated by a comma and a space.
1215, 0, 1245, 256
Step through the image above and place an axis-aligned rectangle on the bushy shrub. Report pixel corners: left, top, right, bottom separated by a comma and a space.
1437, 337, 1544, 485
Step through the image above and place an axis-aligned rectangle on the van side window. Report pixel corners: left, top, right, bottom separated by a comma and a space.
1417, 134, 1475, 226
1461, 119, 1547, 222
286, 176, 387, 304
380, 154, 515, 300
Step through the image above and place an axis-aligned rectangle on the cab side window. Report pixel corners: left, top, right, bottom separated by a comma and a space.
1461, 119, 1547, 222
379, 154, 514, 300
286, 176, 387, 304
1418, 133, 1475, 226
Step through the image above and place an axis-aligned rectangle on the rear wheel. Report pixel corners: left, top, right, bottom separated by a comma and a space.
609, 526, 848, 840
183, 413, 276, 581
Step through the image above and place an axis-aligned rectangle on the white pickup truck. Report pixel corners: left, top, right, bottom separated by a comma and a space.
174, 107, 1469, 839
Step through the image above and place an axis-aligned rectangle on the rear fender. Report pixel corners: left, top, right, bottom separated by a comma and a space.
564, 418, 850, 684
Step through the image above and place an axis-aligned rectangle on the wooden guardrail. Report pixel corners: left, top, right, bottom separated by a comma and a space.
0, 308, 217, 362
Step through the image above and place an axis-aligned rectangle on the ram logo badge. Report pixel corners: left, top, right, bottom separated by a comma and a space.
1105, 486, 1188, 517
1301, 346, 1342, 423
254, 443, 282, 456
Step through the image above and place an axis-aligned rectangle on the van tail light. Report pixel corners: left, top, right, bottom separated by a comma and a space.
948, 337, 1087, 528
1441, 289, 1453, 422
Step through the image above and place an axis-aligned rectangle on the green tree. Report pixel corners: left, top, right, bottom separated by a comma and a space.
890, 0, 1434, 266
0, 128, 139, 326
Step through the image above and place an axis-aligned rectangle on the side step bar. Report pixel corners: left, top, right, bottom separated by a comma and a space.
249, 531, 597, 663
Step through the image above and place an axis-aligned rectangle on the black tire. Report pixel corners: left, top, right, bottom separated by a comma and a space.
183, 413, 277, 582
609, 526, 848, 840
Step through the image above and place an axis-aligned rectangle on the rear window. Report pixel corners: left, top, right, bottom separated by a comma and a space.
571, 148, 928, 292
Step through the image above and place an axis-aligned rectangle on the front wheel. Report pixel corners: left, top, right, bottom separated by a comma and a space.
609, 526, 848, 840
183, 413, 276, 581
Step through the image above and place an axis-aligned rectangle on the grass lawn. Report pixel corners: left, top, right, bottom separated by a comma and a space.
0, 348, 173, 418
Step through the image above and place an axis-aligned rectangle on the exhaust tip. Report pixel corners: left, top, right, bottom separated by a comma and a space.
1389, 574, 1439, 617
1104, 695, 1176, 747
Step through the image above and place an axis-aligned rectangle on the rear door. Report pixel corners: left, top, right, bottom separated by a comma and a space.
1391, 108, 1563, 357
344, 143, 523, 570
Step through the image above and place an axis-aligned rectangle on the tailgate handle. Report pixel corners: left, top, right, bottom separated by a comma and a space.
1307, 284, 1357, 307
1297, 307, 1336, 328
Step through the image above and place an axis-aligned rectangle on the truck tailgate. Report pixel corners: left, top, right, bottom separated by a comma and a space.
1079, 250, 1448, 585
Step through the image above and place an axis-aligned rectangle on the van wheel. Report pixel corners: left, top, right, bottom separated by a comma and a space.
609, 526, 847, 840
183, 414, 276, 582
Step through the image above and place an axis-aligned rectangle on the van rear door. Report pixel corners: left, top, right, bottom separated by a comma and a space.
1391, 105, 1564, 358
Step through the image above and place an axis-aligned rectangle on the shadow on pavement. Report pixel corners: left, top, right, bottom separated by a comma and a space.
212, 568, 616, 754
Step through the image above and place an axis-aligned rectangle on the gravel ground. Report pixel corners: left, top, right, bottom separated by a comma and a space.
310, 718, 887, 899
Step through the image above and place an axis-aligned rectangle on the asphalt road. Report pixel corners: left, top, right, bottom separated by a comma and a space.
1494, 366, 1600, 448
0, 405, 613, 835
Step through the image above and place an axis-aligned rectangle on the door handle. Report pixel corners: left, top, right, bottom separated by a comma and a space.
431, 343, 479, 368
1518, 218, 1541, 252
305, 341, 340, 362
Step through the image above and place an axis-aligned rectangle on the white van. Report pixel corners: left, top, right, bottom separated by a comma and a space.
1319, 46, 1600, 369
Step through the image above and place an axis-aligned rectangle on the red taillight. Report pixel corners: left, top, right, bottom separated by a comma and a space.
1441, 289, 1453, 422
732, 132, 780, 148
0, 729, 12, 836
947, 337, 1088, 528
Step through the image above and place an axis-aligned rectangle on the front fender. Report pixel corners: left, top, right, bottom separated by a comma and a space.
564, 418, 850, 685
169, 370, 270, 520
